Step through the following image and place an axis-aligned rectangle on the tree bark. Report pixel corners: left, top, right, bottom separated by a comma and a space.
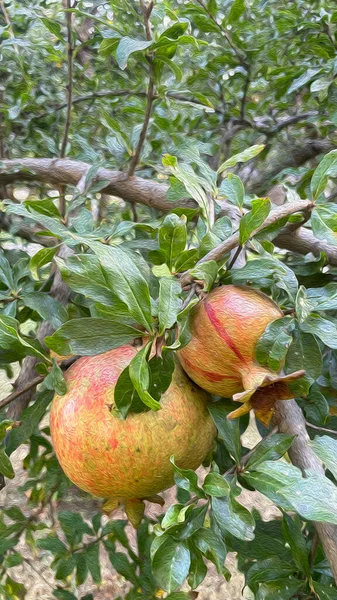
273, 399, 337, 584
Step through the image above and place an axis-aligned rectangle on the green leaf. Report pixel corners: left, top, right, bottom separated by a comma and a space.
116, 37, 152, 70
295, 286, 313, 323
37, 534, 67, 555
212, 495, 255, 541
227, 0, 245, 23
58, 511, 92, 547
239, 198, 271, 244
307, 283, 337, 311
29, 246, 59, 280
0, 251, 15, 289
152, 537, 191, 593
114, 365, 141, 419
188, 548, 207, 589
86, 543, 101, 584
55, 556, 76, 580
53, 591, 77, 600
193, 527, 226, 573
45, 318, 143, 357
245, 434, 295, 469
170, 456, 205, 497
43, 360, 67, 395
189, 260, 218, 291
6, 390, 53, 455
41, 18, 63, 40
311, 149, 337, 201
243, 461, 301, 510
129, 343, 161, 411
173, 249, 199, 273
21, 292, 68, 329
208, 401, 241, 463
287, 67, 322, 95
219, 174, 245, 208
311, 207, 337, 246
203, 472, 230, 497
157, 278, 182, 335
217, 145, 265, 174
159, 214, 187, 270
76, 553, 89, 586
256, 317, 294, 372
282, 475, 337, 524
86, 242, 153, 332
310, 435, 337, 481
246, 556, 294, 588
0, 314, 46, 363
155, 56, 183, 81
313, 582, 337, 600
301, 315, 337, 350
281, 513, 310, 577
285, 329, 322, 381
0, 448, 14, 479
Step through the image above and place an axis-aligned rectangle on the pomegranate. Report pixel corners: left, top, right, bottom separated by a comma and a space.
179, 285, 304, 425
50, 346, 216, 516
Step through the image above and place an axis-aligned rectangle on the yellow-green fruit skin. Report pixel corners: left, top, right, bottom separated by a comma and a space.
50, 346, 216, 500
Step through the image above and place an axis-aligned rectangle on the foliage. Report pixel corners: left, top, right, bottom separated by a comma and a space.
1, 0, 337, 599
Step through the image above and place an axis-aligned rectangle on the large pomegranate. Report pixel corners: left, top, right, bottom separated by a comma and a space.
179, 285, 304, 425
50, 346, 216, 507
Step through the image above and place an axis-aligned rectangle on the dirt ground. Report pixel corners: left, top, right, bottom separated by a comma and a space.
0, 369, 277, 600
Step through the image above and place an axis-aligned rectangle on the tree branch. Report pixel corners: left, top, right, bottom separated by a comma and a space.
273, 400, 337, 583
179, 199, 312, 286
275, 225, 337, 266
195, 0, 248, 68
5, 246, 72, 421
60, 0, 74, 159
128, 0, 154, 176
0, 356, 77, 412
0, 157, 195, 211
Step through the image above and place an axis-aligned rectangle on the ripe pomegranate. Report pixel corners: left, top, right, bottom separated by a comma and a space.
50, 346, 216, 518
179, 285, 304, 425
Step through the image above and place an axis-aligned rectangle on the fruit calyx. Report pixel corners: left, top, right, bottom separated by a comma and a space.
228, 366, 305, 425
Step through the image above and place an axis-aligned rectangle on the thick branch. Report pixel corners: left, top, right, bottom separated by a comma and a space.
275, 225, 337, 266
0, 158, 194, 212
179, 199, 312, 286
273, 400, 337, 583
248, 138, 336, 196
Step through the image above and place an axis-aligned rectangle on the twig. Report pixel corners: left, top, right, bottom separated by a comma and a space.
0, 0, 18, 55
128, 1, 154, 176
131, 202, 138, 222
0, 356, 77, 412
309, 531, 319, 569
181, 284, 197, 311
59, 1, 74, 218
194, 0, 248, 67
0, 376, 44, 411
240, 66, 251, 121
60, 0, 74, 159
306, 421, 337, 437
226, 244, 243, 270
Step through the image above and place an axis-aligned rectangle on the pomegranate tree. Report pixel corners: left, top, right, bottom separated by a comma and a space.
50, 345, 216, 524
179, 285, 304, 425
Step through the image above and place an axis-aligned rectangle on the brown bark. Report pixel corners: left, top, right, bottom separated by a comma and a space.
273, 400, 337, 583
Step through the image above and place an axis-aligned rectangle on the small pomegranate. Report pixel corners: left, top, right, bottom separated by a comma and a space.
50, 346, 216, 524
179, 285, 304, 425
